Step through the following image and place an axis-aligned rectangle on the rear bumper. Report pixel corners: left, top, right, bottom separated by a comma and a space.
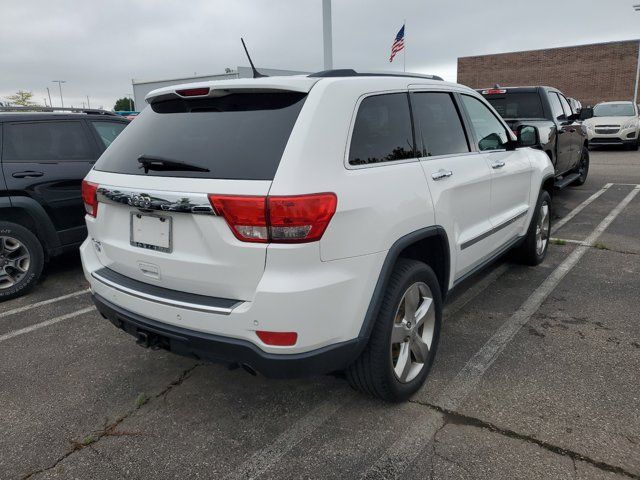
81, 234, 386, 356
93, 293, 361, 378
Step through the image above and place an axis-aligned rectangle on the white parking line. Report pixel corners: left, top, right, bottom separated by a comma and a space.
362, 185, 640, 479
0, 306, 94, 343
438, 185, 640, 411
551, 182, 611, 234
224, 399, 346, 480
0, 288, 90, 319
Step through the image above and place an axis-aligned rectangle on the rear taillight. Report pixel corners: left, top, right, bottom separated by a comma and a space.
82, 180, 99, 217
268, 194, 337, 243
208, 195, 268, 243
208, 193, 337, 244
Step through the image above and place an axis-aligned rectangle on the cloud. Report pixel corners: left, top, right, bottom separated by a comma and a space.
1, 0, 636, 109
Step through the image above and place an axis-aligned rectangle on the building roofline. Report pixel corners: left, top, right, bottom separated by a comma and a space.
458, 38, 640, 61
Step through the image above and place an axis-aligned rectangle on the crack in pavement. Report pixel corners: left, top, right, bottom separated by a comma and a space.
410, 399, 640, 480
21, 363, 203, 480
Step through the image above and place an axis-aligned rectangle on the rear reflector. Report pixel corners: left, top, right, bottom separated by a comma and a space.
82, 180, 99, 217
256, 331, 298, 346
176, 87, 210, 97
208, 193, 337, 244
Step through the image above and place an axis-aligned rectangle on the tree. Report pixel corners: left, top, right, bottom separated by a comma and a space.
6, 90, 36, 106
114, 97, 134, 111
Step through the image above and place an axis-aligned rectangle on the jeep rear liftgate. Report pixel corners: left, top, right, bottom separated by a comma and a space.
84, 90, 308, 301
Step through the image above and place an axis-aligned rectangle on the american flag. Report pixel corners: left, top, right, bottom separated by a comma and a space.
389, 24, 405, 62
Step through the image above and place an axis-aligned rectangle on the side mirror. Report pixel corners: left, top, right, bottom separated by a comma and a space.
579, 107, 594, 121
517, 125, 541, 148
567, 113, 580, 122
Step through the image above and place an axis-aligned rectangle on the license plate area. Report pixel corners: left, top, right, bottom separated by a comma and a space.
130, 212, 172, 253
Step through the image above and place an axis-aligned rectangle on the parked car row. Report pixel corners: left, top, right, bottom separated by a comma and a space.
479, 85, 591, 189
479, 86, 640, 187
0, 72, 634, 401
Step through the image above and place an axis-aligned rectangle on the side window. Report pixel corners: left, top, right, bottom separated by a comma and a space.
348, 93, 415, 166
2, 121, 94, 162
460, 95, 510, 151
558, 94, 573, 117
91, 121, 127, 148
548, 93, 565, 120
410, 92, 470, 157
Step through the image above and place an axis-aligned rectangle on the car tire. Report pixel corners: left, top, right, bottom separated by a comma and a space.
571, 146, 589, 186
346, 259, 442, 402
0, 222, 44, 302
516, 190, 552, 266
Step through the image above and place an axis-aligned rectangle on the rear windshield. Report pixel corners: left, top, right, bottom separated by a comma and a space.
94, 91, 307, 180
482, 92, 545, 119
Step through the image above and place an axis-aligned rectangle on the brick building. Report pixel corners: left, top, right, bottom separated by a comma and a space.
457, 40, 640, 106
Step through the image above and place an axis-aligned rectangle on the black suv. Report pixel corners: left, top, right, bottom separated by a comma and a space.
0, 108, 128, 300
479, 86, 591, 189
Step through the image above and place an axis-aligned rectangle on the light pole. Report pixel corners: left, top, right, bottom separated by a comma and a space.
46, 87, 53, 107
322, 0, 333, 70
124, 94, 133, 111
52, 80, 66, 108
634, 5, 640, 105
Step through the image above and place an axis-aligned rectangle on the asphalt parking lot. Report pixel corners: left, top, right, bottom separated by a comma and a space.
1, 148, 639, 480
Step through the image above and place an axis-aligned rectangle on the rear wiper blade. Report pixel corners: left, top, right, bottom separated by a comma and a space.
137, 155, 210, 173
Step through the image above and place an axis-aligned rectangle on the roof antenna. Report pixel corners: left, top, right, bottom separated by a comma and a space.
241, 38, 267, 78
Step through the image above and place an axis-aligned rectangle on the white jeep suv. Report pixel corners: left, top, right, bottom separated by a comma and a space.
80, 70, 554, 401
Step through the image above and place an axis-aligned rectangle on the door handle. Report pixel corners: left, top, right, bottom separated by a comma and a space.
432, 169, 453, 181
12, 171, 44, 178
491, 161, 506, 169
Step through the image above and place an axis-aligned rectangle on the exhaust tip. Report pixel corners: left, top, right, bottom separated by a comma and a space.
241, 364, 258, 376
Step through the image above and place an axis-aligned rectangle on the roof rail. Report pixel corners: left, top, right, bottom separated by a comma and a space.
0, 106, 118, 116
308, 69, 444, 81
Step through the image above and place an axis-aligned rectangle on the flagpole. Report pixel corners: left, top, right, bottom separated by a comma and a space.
403, 20, 406, 72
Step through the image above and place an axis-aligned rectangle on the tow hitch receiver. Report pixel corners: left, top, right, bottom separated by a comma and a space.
135, 330, 168, 350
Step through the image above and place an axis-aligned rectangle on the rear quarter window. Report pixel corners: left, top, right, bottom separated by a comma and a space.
348, 93, 415, 166
94, 91, 307, 180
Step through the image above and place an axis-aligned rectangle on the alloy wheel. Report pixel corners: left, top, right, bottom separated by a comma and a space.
390, 282, 436, 383
0, 236, 31, 289
535, 201, 550, 256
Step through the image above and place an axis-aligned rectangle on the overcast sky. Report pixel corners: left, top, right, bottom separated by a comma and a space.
1, 0, 638, 110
